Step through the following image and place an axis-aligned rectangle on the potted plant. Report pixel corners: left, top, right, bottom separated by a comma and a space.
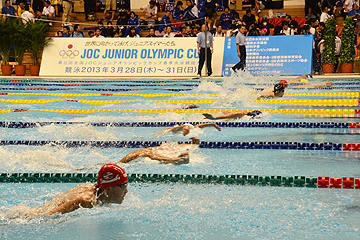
0, 18, 16, 76
26, 20, 52, 76
339, 17, 355, 73
13, 19, 29, 76
321, 18, 337, 74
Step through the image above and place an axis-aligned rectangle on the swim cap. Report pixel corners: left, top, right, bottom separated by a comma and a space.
273, 83, 285, 92
300, 79, 308, 83
248, 110, 262, 118
279, 80, 288, 87
97, 164, 128, 188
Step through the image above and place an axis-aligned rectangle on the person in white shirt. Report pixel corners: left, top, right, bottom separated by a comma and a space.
21, 4, 35, 24
345, 0, 360, 13
280, 22, 294, 35
92, 27, 105, 38
140, 0, 158, 21
42, 0, 54, 20
163, 26, 175, 37
213, 25, 225, 37
320, 6, 331, 22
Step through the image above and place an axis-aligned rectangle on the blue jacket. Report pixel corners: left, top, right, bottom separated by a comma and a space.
172, 7, 183, 20
127, 17, 140, 28
184, 5, 198, 20
219, 13, 233, 30
198, 0, 206, 18
159, 15, 172, 32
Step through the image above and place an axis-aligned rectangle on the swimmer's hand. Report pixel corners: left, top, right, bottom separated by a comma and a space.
173, 152, 189, 164
214, 124, 221, 131
190, 137, 200, 145
203, 113, 214, 120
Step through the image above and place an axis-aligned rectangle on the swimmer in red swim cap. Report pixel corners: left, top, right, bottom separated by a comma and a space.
27, 164, 128, 216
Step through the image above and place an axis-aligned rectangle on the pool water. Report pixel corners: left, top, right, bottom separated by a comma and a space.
0, 75, 360, 239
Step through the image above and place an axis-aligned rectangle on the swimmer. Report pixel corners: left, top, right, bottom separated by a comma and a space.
202, 110, 262, 121
291, 81, 333, 89
153, 123, 221, 136
257, 83, 286, 99
11, 164, 128, 217
117, 137, 200, 164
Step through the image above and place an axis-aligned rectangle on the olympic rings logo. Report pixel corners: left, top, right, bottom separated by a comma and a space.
59, 50, 80, 59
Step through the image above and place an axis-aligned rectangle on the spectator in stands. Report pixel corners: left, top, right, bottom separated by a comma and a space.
56, 31, 63, 37
17, 1, 34, 16
183, 0, 198, 21
62, 0, 72, 25
173, 1, 184, 20
163, 25, 175, 37
259, 18, 273, 36
71, 24, 86, 37
116, 12, 128, 37
186, 25, 196, 37
93, 27, 105, 38
103, 0, 116, 21
348, 3, 360, 36
1, 0, 17, 19
344, 0, 360, 14
104, 21, 115, 37
300, 24, 311, 35
285, 15, 298, 33
198, 0, 206, 20
247, 25, 260, 36
230, 9, 240, 21
313, 25, 322, 74
205, 0, 219, 29
62, 26, 71, 37
88, 30, 95, 37
260, 28, 268, 36
146, 27, 157, 37
280, 21, 294, 35
21, 4, 35, 24
320, 6, 331, 22
194, 27, 201, 36
97, 21, 106, 36
127, 26, 140, 38
219, 6, 233, 30
84, 0, 95, 20
125, 11, 141, 37
32, 0, 43, 18
159, 10, 172, 33
50, 0, 61, 17
175, 26, 187, 37
140, 0, 158, 22
42, 1, 55, 26
273, 26, 283, 35
213, 25, 224, 37
242, 10, 256, 28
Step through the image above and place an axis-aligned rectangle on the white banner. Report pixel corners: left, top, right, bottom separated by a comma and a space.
40, 37, 225, 77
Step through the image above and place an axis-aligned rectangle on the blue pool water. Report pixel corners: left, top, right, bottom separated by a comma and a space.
0, 75, 360, 239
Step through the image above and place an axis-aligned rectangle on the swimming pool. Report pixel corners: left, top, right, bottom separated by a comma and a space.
0, 75, 360, 239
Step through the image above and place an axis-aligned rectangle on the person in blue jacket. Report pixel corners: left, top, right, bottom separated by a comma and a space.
219, 6, 233, 30
198, 0, 206, 20
183, 0, 198, 21
172, 1, 184, 20
125, 11, 141, 37
159, 10, 172, 32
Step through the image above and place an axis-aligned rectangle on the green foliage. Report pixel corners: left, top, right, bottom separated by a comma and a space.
321, 18, 337, 64
339, 17, 355, 64
0, 18, 17, 65
25, 21, 52, 65
13, 19, 29, 65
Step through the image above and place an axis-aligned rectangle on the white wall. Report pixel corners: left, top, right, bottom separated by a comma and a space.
131, 0, 149, 10
284, 0, 305, 7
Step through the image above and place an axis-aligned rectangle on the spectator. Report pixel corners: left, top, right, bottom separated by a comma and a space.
274, 25, 283, 35
205, 0, 219, 29
62, 0, 72, 25
213, 25, 224, 37
348, 3, 360, 36
32, 0, 43, 18
21, 4, 35, 24
247, 25, 260, 36
97, 21, 106, 36
285, 15, 298, 33
88, 30, 95, 37
125, 11, 141, 37
344, 0, 360, 13
103, 0, 116, 21
50, 0, 61, 17
300, 24, 311, 35
127, 26, 140, 38
71, 24, 86, 37
172, 1, 184, 20
198, 0, 206, 20
259, 18, 273, 36
260, 28, 268, 36
219, 6, 233, 30
175, 26, 187, 37
84, 0, 95, 20
146, 27, 157, 37
242, 10, 256, 27
230, 9, 240, 21
163, 25, 175, 37
194, 26, 201, 36
62, 26, 71, 37
159, 10, 172, 33
186, 25, 196, 37
116, 12, 128, 37
42, 1, 55, 26
104, 21, 115, 37
183, 0, 198, 21
280, 21, 294, 35
17, 1, 34, 16
320, 6, 331, 22
1, 0, 17, 19
56, 31, 63, 37
140, 0, 158, 22
93, 27, 105, 38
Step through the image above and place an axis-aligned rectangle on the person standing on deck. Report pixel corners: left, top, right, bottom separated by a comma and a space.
197, 24, 214, 77
232, 25, 247, 73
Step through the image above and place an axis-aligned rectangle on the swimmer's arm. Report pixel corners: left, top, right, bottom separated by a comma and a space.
257, 91, 275, 100
195, 123, 221, 131
152, 126, 183, 136
203, 111, 246, 120
288, 74, 308, 83
118, 149, 149, 163
147, 152, 182, 162
44, 197, 94, 215
292, 82, 333, 89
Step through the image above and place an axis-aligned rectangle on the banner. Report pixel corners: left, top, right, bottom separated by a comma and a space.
222, 35, 313, 76
40, 38, 225, 77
